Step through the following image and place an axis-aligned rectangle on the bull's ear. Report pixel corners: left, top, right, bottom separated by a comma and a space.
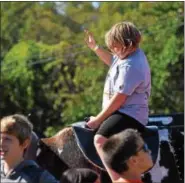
41, 137, 55, 147
24, 132, 39, 160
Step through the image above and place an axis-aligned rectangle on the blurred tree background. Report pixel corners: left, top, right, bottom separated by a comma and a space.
0, 2, 184, 136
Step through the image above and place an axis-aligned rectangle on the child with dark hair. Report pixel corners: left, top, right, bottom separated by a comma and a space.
60, 168, 100, 183
102, 129, 153, 183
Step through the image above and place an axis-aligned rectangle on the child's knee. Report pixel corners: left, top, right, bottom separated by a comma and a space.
94, 134, 107, 149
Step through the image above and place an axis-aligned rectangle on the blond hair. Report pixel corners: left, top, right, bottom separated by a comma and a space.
0, 114, 33, 144
105, 21, 141, 50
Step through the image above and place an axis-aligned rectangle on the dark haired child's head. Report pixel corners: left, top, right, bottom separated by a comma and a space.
102, 129, 153, 175
60, 168, 100, 183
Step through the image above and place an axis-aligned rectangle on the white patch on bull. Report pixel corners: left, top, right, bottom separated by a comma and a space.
160, 166, 169, 177
148, 129, 170, 183
36, 147, 41, 156
159, 129, 170, 142
58, 148, 63, 155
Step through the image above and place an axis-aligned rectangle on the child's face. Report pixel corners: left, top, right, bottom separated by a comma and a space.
0, 133, 27, 162
110, 42, 126, 59
128, 137, 153, 173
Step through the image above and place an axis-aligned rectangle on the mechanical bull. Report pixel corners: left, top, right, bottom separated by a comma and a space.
25, 114, 184, 183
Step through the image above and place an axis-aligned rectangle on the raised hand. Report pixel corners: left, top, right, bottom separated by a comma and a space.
84, 29, 96, 50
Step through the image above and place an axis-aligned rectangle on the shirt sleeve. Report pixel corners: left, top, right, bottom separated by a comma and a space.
114, 65, 143, 96
111, 55, 119, 65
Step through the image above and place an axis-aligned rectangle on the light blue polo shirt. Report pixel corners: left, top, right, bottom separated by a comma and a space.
102, 48, 151, 125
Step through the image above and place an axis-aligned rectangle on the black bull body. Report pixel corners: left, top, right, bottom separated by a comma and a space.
25, 114, 184, 183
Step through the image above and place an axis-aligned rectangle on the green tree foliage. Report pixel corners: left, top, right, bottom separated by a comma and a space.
1, 2, 81, 58
1, 2, 184, 136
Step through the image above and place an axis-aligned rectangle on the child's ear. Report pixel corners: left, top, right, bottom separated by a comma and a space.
22, 138, 31, 149
129, 156, 138, 165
